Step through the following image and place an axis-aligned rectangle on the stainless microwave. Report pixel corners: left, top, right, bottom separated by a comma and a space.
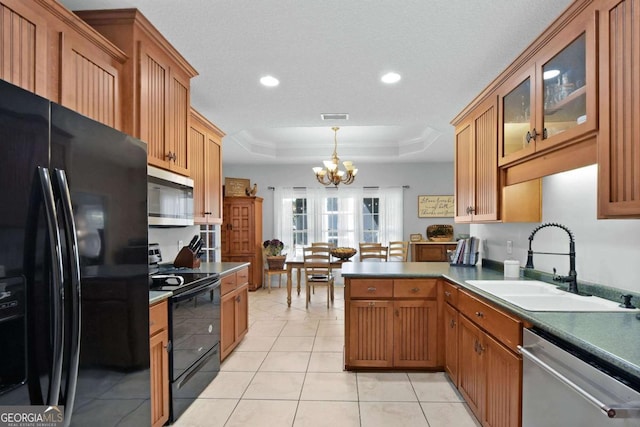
148, 165, 194, 226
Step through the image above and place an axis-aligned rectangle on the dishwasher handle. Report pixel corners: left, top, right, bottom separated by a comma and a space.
518, 345, 640, 419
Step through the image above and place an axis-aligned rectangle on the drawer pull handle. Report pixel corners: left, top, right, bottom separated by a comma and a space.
367, 287, 377, 292
368, 302, 376, 307
444, 291, 452, 297
150, 321, 155, 327
411, 287, 420, 293
475, 311, 484, 318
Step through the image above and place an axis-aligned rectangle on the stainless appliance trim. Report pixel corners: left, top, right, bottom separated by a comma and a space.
520, 328, 640, 426
148, 165, 194, 226
148, 165, 194, 188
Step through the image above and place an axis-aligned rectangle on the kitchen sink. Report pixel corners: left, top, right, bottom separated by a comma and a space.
465, 280, 636, 312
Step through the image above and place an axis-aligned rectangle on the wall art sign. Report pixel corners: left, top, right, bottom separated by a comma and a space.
418, 195, 455, 217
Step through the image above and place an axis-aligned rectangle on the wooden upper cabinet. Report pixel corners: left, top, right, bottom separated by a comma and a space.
1, 0, 126, 127
59, 31, 123, 129
598, 0, 640, 218
498, 9, 597, 167
455, 96, 499, 223
74, 9, 198, 176
190, 108, 224, 224
0, 1, 48, 96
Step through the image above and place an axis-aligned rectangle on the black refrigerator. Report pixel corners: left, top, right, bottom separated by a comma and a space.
0, 79, 150, 426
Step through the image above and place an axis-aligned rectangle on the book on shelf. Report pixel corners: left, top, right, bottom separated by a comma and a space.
451, 236, 480, 265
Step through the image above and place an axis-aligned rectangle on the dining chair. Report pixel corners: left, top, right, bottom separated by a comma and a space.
263, 254, 287, 293
388, 241, 409, 262
359, 242, 388, 262
303, 246, 334, 308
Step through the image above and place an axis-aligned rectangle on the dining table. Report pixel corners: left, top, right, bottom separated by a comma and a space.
285, 257, 348, 306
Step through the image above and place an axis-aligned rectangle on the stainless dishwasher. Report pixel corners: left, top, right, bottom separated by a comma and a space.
519, 329, 640, 427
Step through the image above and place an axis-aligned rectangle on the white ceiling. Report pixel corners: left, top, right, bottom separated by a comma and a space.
59, 0, 573, 165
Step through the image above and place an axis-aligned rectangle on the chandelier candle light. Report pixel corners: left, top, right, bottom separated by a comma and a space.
313, 127, 358, 186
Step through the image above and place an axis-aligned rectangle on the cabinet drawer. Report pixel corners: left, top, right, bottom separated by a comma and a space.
236, 267, 249, 286
350, 279, 393, 298
393, 279, 437, 298
149, 300, 167, 336
221, 273, 237, 296
442, 281, 459, 307
458, 290, 521, 352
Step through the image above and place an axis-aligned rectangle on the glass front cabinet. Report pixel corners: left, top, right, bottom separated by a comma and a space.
498, 11, 596, 166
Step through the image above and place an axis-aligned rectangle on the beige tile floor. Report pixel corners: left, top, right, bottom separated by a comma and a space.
174, 279, 480, 427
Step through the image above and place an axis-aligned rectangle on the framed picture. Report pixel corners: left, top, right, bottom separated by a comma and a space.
410, 233, 423, 242
418, 195, 455, 218
224, 177, 250, 197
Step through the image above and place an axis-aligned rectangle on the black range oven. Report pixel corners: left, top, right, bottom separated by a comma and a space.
151, 270, 221, 423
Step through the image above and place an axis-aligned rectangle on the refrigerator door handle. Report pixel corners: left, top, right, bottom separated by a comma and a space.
36, 167, 65, 406
52, 169, 81, 425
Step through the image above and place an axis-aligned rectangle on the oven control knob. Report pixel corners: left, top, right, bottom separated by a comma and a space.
208, 324, 213, 333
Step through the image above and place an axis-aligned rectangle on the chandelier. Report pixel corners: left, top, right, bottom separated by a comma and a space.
312, 127, 358, 186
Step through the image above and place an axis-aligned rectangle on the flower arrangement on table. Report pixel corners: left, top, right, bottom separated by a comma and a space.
263, 239, 286, 270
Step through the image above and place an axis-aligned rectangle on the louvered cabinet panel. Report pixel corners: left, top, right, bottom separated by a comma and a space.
454, 120, 474, 222
0, 1, 47, 95
168, 73, 189, 175
598, 0, 640, 217
483, 333, 521, 427
393, 299, 438, 368
139, 44, 168, 169
444, 303, 459, 385
347, 300, 394, 368
457, 315, 484, 420
59, 33, 119, 128
473, 99, 498, 221
190, 125, 207, 223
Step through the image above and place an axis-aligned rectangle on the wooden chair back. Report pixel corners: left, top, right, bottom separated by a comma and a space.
359, 242, 388, 262
388, 241, 409, 261
303, 246, 334, 307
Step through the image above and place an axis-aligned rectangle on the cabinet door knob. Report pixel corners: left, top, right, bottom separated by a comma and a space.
444, 291, 451, 298
475, 311, 484, 318
449, 319, 456, 328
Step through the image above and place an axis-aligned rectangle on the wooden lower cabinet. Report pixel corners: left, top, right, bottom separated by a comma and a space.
410, 242, 457, 262
454, 286, 522, 427
443, 302, 459, 385
149, 300, 169, 427
345, 278, 439, 369
220, 268, 249, 361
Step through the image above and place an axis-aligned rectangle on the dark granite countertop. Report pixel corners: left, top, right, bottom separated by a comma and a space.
148, 262, 249, 304
341, 262, 640, 383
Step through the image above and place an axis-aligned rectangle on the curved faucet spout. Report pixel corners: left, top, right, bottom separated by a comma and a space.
525, 222, 578, 294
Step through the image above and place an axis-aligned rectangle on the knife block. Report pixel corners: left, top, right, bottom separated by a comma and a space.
173, 246, 201, 268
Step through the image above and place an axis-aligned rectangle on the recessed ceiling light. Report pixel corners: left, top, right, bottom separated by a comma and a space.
260, 75, 280, 87
381, 72, 401, 84
543, 69, 560, 80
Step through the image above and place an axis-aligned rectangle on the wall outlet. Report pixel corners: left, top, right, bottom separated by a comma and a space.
506, 240, 513, 256
178, 240, 183, 251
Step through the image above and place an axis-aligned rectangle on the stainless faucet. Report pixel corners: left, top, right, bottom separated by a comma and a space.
525, 222, 578, 294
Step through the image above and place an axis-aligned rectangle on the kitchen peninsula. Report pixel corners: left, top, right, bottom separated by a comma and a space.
341, 261, 640, 425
